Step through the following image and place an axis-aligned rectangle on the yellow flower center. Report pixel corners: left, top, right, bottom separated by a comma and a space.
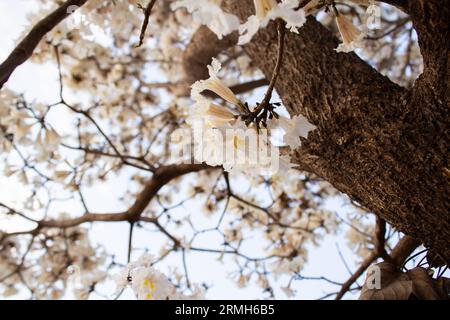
142, 278, 155, 299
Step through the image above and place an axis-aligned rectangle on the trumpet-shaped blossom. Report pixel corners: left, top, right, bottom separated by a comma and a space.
238, 0, 306, 45
176, 58, 316, 174
171, 0, 240, 39
335, 14, 365, 53
114, 254, 204, 300
277, 115, 317, 149
191, 58, 242, 107
186, 58, 284, 173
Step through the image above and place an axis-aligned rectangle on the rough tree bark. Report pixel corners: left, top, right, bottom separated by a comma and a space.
0, 0, 447, 264
223, 0, 450, 262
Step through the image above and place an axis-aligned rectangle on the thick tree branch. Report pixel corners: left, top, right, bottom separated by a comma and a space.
335, 217, 390, 300
390, 235, 421, 268
0, 0, 89, 89
335, 232, 420, 300
225, 0, 450, 262
126, 163, 212, 221
13, 163, 214, 230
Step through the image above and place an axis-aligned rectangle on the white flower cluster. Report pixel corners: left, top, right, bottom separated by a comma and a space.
171, 0, 382, 52
334, 1, 381, 52
29, 0, 140, 48
304, 0, 381, 52
114, 254, 204, 300
0, 89, 17, 153
171, 0, 240, 40
0, 224, 108, 299
172, 58, 316, 175
238, 0, 306, 45
171, 0, 306, 45
0, 95, 61, 162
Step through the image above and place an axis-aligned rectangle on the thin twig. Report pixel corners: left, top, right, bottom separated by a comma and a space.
335, 217, 388, 300
252, 19, 286, 116
136, 0, 157, 47
182, 249, 191, 290
127, 222, 135, 263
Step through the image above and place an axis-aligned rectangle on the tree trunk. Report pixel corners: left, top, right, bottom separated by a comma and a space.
225, 0, 450, 262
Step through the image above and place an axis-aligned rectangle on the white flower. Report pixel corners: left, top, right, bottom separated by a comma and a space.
131, 268, 176, 300
115, 254, 204, 300
238, 0, 306, 45
189, 102, 236, 129
191, 58, 242, 107
181, 58, 302, 175
171, 0, 240, 39
277, 115, 316, 149
54, 170, 72, 183
33, 127, 61, 161
186, 59, 242, 168
335, 14, 365, 53
42, 127, 61, 148
237, 274, 250, 288
14, 123, 35, 141
223, 122, 279, 173
271, 256, 305, 274
113, 268, 131, 294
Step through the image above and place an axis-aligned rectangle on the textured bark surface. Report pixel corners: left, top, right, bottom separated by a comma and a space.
225, 0, 450, 262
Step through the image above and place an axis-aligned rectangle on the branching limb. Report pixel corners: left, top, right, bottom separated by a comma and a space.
335, 217, 389, 300
0, 0, 89, 89
335, 219, 421, 299
136, 0, 158, 47
0, 164, 214, 233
